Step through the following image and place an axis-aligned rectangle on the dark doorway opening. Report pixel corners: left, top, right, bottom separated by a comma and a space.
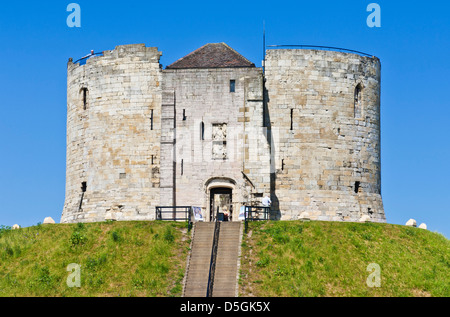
209, 187, 232, 222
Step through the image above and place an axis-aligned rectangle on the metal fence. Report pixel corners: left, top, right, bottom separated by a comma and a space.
244, 206, 271, 233
155, 206, 194, 230
244, 206, 271, 221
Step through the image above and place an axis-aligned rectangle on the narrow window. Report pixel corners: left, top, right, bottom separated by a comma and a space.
354, 84, 362, 118
81, 88, 88, 110
290, 109, 294, 130
182, 109, 187, 121
230, 80, 235, 93
200, 121, 205, 140
354, 181, 360, 194
181, 159, 184, 175
150, 109, 154, 130
281, 159, 285, 171
151, 155, 154, 165
79, 182, 87, 212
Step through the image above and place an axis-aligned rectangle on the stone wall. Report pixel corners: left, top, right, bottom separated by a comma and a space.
162, 67, 270, 221
61, 44, 162, 223
61, 44, 386, 224
265, 49, 385, 222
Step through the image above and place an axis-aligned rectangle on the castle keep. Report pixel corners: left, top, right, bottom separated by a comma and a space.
61, 43, 385, 224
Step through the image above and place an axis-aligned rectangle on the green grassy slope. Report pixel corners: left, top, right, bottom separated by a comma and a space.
239, 221, 449, 297
0, 221, 190, 297
1, 220, 448, 297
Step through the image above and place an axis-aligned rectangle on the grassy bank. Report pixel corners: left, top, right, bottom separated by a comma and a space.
239, 221, 449, 297
0, 221, 190, 296
1, 220, 448, 297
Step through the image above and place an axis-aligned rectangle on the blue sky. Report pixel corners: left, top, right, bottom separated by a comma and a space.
0, 1, 448, 238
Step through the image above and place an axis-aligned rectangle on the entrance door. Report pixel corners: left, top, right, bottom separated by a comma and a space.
209, 187, 232, 222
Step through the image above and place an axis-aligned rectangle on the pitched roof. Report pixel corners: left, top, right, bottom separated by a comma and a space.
166, 43, 255, 69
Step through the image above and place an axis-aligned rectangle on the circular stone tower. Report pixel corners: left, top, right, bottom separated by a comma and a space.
61, 44, 162, 223
265, 48, 385, 222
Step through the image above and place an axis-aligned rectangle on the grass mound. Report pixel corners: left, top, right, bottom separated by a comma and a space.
240, 221, 449, 297
1, 220, 448, 297
0, 221, 190, 297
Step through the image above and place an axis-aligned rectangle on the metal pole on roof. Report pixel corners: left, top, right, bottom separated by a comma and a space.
262, 20, 266, 75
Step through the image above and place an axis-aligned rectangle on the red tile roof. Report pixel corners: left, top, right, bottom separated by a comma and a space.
166, 43, 255, 69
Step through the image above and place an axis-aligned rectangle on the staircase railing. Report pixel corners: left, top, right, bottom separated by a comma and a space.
206, 208, 221, 297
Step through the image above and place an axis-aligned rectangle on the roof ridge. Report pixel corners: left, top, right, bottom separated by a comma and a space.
166, 43, 255, 69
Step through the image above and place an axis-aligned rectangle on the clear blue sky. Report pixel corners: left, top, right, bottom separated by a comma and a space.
0, 1, 448, 238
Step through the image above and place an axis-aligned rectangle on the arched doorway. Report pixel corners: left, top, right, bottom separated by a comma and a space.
205, 177, 236, 222
210, 187, 232, 222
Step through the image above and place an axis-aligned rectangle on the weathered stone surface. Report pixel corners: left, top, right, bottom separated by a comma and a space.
418, 223, 427, 230
359, 215, 371, 223
265, 49, 385, 223
61, 44, 386, 224
299, 212, 310, 220
405, 219, 417, 227
43, 217, 55, 224
61, 44, 162, 223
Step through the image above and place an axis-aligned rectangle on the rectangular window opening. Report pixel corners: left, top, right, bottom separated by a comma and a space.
150, 109, 154, 130
82, 88, 88, 110
230, 80, 235, 93
200, 121, 205, 140
290, 109, 293, 130
354, 181, 360, 194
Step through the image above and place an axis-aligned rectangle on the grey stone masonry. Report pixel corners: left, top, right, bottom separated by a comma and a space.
61, 43, 385, 224
264, 49, 385, 222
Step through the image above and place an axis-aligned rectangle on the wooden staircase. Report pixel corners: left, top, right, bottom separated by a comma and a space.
183, 221, 242, 297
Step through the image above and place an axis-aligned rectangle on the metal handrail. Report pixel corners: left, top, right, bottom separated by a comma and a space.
206, 208, 221, 297
266, 44, 374, 58
73, 52, 104, 64
244, 206, 271, 233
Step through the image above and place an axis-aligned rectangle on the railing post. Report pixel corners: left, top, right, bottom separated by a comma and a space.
187, 206, 193, 232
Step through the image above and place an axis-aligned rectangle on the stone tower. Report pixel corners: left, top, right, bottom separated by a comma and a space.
264, 49, 384, 222
61, 43, 385, 223
61, 44, 162, 223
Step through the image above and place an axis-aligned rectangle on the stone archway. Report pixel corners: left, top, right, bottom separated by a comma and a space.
205, 177, 236, 222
